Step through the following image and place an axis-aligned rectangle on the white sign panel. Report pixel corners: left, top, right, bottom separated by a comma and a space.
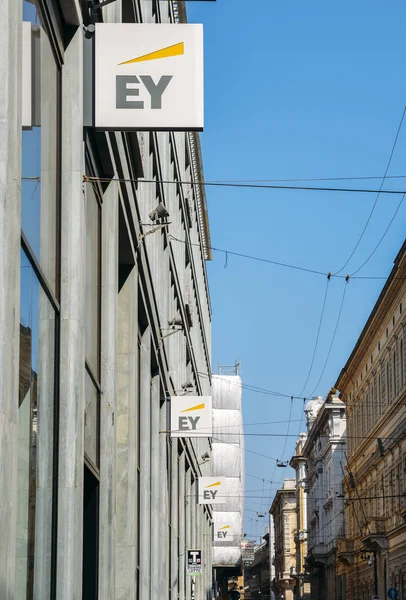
198, 478, 226, 504
95, 23, 204, 131
214, 522, 236, 542
171, 396, 212, 438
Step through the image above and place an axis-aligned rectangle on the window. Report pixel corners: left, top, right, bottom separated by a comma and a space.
17, 250, 56, 600
17, 3, 62, 598
22, 2, 61, 294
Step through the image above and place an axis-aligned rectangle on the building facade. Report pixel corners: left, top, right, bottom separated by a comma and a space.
244, 532, 271, 600
270, 479, 297, 600
290, 434, 310, 600
0, 1, 214, 600
302, 395, 346, 600
335, 242, 406, 600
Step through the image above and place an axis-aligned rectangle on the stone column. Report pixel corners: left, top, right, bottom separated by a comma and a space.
116, 265, 137, 600
150, 374, 160, 600
171, 439, 179, 600
57, 28, 85, 600
99, 181, 118, 600
139, 329, 151, 600
159, 400, 168, 599
0, 3, 21, 599
178, 450, 186, 600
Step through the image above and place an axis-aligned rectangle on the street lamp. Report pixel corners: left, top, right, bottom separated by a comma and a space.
360, 550, 378, 595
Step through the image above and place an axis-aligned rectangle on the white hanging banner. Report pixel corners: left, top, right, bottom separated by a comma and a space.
94, 23, 204, 131
198, 478, 226, 504
171, 396, 212, 438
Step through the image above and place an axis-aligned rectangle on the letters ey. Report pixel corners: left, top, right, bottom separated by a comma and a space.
178, 415, 200, 431
116, 75, 173, 109
203, 490, 218, 500
217, 531, 228, 539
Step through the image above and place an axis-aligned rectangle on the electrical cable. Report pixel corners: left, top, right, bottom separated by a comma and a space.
297, 277, 331, 399
198, 371, 304, 400
83, 174, 406, 195
306, 279, 349, 398
333, 104, 406, 275
171, 235, 402, 281
350, 192, 406, 276
280, 397, 294, 463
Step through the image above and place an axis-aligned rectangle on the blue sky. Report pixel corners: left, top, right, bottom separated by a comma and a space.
187, 0, 406, 540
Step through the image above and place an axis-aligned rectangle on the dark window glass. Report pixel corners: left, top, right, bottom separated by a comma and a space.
85, 183, 101, 376
84, 372, 99, 468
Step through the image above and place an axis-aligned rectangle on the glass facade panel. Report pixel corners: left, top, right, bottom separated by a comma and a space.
84, 371, 99, 467
22, 1, 59, 292
17, 250, 55, 600
85, 183, 100, 376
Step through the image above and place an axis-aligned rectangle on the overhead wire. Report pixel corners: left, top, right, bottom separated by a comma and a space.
350, 192, 406, 276
84, 174, 406, 195
297, 277, 331, 399
306, 280, 349, 398
333, 104, 406, 275
170, 235, 401, 281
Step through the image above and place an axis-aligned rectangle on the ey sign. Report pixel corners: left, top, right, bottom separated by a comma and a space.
94, 23, 204, 131
214, 523, 235, 542
170, 396, 212, 438
198, 478, 226, 505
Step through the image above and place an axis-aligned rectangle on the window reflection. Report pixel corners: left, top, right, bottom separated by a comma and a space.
17, 250, 55, 600
22, 0, 59, 293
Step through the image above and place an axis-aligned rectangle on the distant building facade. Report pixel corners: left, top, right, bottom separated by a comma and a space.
335, 242, 406, 600
244, 533, 271, 600
270, 479, 297, 600
290, 434, 311, 600
302, 395, 346, 600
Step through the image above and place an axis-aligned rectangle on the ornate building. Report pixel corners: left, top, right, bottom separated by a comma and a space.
270, 479, 297, 600
336, 242, 406, 600
301, 395, 346, 600
290, 434, 311, 600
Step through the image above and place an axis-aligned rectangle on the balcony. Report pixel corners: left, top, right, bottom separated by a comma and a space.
337, 539, 354, 566
362, 517, 388, 550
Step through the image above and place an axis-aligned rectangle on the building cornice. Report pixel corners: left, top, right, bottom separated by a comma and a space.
173, 1, 212, 262
335, 240, 406, 393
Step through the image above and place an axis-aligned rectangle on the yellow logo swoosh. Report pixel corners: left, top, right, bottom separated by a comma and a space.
205, 481, 221, 488
119, 42, 184, 65
219, 525, 230, 530
181, 403, 205, 413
